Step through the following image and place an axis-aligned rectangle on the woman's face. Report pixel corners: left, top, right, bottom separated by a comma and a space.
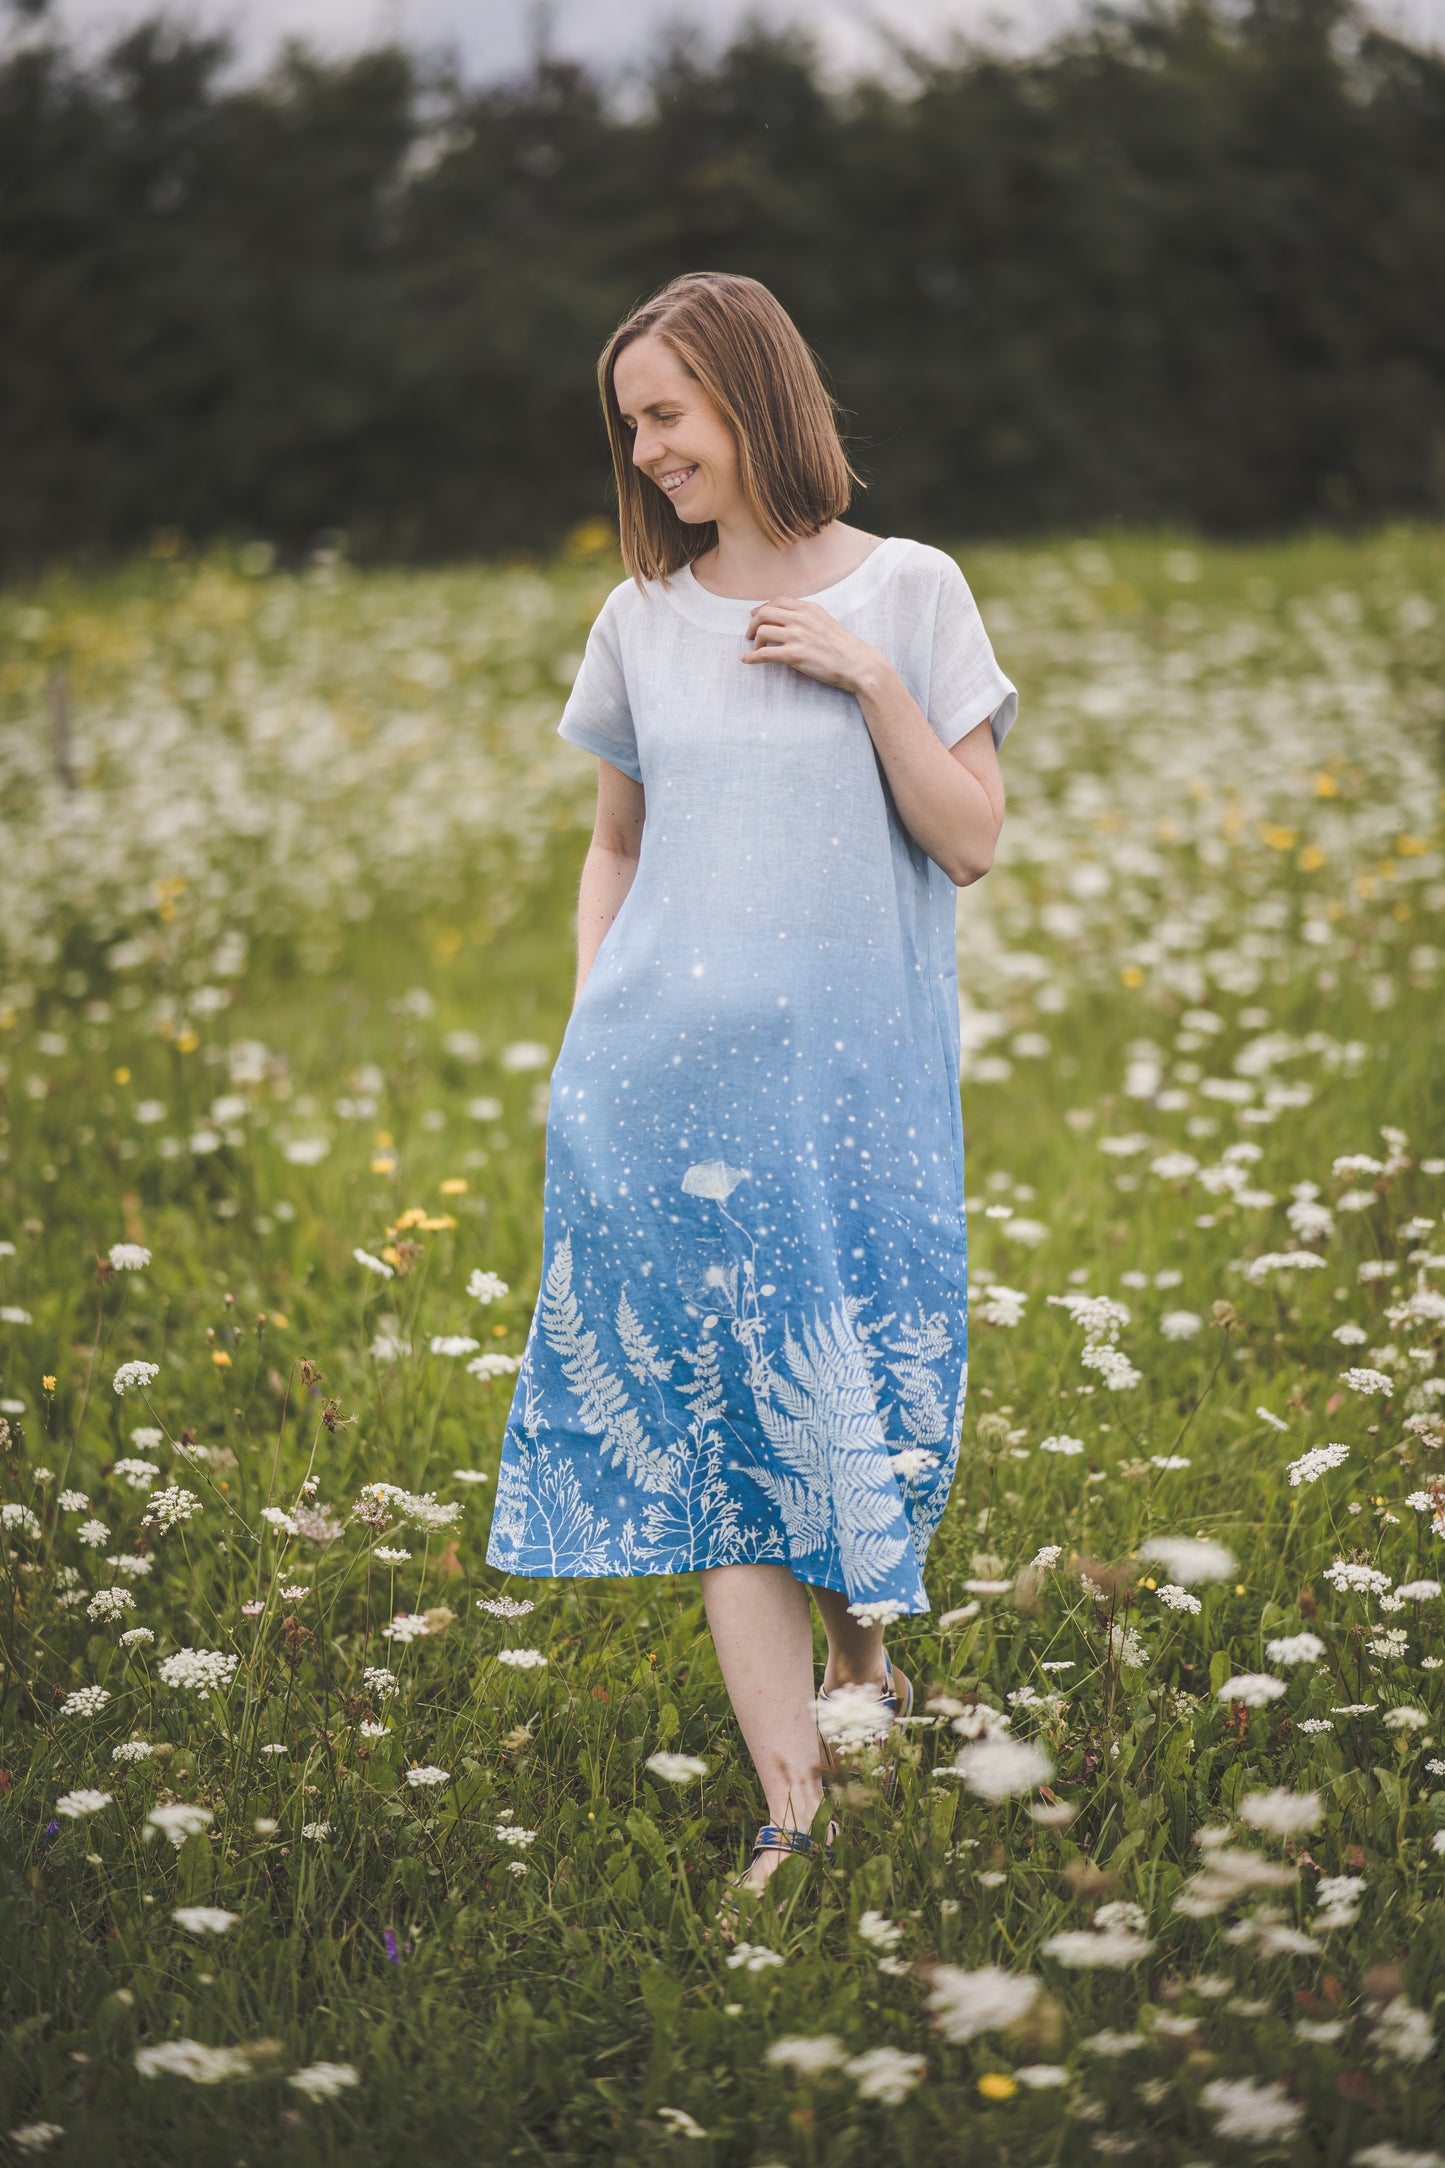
613, 333, 741, 528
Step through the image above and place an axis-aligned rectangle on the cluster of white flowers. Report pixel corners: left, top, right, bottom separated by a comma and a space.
1137, 1536, 1236, 1584
107, 1243, 151, 1271
145, 1802, 213, 1848
429, 1334, 480, 1358
495, 1647, 547, 1669
1287, 1442, 1350, 1485
466, 1269, 509, 1303
476, 1595, 534, 1617
1325, 1559, 1393, 1596
403, 1766, 450, 1788
112, 1739, 154, 1762
1239, 1788, 1322, 1837
112, 1361, 160, 1396
55, 1789, 113, 1818
976, 1283, 1028, 1327
1340, 1365, 1395, 1395
158, 1648, 239, 1697
1216, 1673, 1286, 1707
465, 1352, 522, 1381
645, 1751, 709, 1783
3, 1502, 42, 1539
59, 1686, 111, 1716
1154, 1584, 1202, 1614
135, 2039, 250, 2083
86, 1586, 137, 1623
111, 1457, 160, 1489
925, 1964, 1038, 2044
364, 1666, 400, 1697
1265, 1630, 1326, 1666
353, 1247, 393, 1278
493, 1823, 538, 1847
141, 1486, 202, 1532
381, 1614, 431, 1644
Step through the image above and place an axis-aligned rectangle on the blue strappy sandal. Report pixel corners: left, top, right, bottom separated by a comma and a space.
817, 1651, 914, 1802
715, 1820, 837, 1941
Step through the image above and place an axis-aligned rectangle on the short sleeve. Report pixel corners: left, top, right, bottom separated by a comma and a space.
556, 587, 641, 782
925, 553, 1018, 755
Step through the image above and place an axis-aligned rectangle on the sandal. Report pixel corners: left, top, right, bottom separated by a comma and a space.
714, 1820, 837, 1942
817, 1650, 914, 1802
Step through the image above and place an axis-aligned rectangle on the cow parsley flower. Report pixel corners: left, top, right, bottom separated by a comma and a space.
1040, 1928, 1154, 1968
1239, 1788, 1322, 1837
173, 1907, 240, 1935
1340, 1366, 1394, 1395
1324, 1560, 1392, 1596
112, 1739, 154, 1761
404, 1766, 450, 1788
465, 1352, 522, 1380
108, 1244, 151, 1271
1287, 1443, 1350, 1485
59, 1686, 111, 1716
112, 1458, 160, 1490
1265, 1631, 1325, 1666
87, 1586, 137, 1622
925, 1965, 1039, 2043
495, 1647, 546, 1669
145, 1803, 213, 1848
158, 1648, 239, 1698
1155, 1585, 1202, 1613
1137, 1536, 1235, 1584
466, 1270, 509, 1303
949, 1737, 1053, 1802
112, 1361, 159, 1396
1201, 2077, 1303, 2143
134, 2039, 249, 2083
288, 2062, 359, 2100
353, 1248, 393, 1278
56, 1789, 113, 1818
1217, 1672, 1286, 1706
142, 1486, 201, 1532
646, 1751, 709, 1782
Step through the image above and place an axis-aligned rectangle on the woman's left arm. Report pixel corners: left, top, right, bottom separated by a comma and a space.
743, 597, 1005, 888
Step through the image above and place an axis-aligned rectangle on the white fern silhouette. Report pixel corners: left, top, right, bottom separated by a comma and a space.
540, 1233, 677, 1494
884, 1306, 953, 1446
615, 1287, 674, 1384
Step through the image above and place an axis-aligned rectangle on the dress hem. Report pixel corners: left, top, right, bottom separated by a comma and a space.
482, 1548, 933, 1617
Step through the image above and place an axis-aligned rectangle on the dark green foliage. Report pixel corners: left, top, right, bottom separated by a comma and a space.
2, 0, 1444, 581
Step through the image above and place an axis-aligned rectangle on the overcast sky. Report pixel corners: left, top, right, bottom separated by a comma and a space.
42, 0, 1445, 95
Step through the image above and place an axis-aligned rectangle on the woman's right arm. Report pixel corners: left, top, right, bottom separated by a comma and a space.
573, 757, 645, 1006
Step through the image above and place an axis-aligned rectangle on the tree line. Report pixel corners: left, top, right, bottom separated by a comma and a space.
1, 0, 1443, 580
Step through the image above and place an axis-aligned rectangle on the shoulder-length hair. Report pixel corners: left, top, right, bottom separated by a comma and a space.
597, 272, 866, 588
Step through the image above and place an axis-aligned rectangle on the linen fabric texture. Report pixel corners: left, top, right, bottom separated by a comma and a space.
485, 535, 1018, 1615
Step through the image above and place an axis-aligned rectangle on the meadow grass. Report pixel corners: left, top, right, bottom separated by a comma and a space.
0, 524, 1443, 2164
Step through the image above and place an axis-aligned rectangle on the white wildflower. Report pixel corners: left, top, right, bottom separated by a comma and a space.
1201, 2076, 1303, 2143
55, 1789, 113, 1818
108, 1244, 151, 1271
1216, 1673, 1286, 1707
645, 1751, 708, 1782
158, 1648, 239, 1698
145, 1803, 213, 1848
1265, 1631, 1326, 1666
172, 1907, 241, 1935
1287, 1443, 1350, 1485
1137, 1536, 1235, 1584
112, 1361, 159, 1396
466, 1270, 509, 1303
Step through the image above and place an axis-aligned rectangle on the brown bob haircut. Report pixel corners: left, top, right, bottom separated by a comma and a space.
597, 272, 866, 589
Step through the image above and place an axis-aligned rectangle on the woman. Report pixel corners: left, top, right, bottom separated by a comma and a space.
485, 271, 1017, 1927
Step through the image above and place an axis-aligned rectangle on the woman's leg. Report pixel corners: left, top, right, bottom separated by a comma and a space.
699, 1561, 831, 1891
806, 1583, 913, 1783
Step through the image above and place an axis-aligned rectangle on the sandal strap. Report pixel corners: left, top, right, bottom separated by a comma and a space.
752, 1822, 820, 1857
818, 1652, 900, 1712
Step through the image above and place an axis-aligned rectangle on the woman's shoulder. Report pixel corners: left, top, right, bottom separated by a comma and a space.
886, 536, 971, 584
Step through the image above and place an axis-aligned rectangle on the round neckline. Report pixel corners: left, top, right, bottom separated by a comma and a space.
658, 535, 903, 631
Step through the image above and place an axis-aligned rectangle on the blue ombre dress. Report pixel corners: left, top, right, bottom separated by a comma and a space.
485, 537, 1017, 1615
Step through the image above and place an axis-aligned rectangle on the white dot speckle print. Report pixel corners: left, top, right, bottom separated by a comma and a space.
485, 536, 1018, 1615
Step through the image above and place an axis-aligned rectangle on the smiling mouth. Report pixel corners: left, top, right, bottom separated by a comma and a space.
656, 465, 698, 494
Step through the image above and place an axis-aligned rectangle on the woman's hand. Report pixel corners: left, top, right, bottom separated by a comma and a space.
741, 597, 882, 695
